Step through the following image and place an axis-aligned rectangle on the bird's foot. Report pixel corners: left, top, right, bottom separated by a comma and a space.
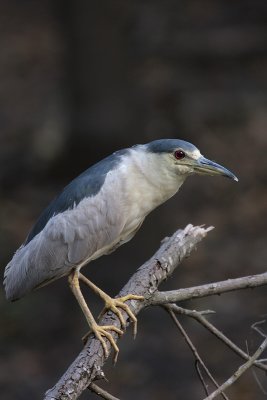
100, 294, 144, 338
83, 323, 123, 362
76, 274, 143, 361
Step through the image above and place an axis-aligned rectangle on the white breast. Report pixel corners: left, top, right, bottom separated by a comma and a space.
66, 148, 185, 266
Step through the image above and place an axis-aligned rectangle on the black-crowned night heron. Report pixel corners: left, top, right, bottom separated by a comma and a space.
4, 139, 237, 358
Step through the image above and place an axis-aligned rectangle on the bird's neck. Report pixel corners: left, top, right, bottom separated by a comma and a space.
121, 149, 186, 213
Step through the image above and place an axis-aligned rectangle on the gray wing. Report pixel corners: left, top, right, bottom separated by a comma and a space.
4, 192, 124, 301
4, 150, 129, 301
25, 148, 128, 245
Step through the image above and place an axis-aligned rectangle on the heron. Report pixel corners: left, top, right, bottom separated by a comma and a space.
4, 139, 238, 358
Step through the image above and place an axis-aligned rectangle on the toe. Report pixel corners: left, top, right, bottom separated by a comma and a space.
118, 294, 144, 302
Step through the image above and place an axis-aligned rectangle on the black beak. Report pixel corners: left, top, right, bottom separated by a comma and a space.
194, 157, 238, 181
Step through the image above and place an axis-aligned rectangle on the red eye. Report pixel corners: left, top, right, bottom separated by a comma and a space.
174, 150, 185, 160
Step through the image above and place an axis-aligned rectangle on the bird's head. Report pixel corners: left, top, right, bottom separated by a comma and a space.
144, 139, 238, 181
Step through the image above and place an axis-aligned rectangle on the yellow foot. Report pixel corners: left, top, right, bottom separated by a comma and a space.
101, 294, 144, 338
83, 323, 123, 361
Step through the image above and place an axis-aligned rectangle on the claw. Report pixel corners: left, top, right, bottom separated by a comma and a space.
93, 324, 122, 359
84, 323, 123, 361
101, 294, 144, 338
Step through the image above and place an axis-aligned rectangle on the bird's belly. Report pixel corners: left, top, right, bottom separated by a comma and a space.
78, 216, 144, 269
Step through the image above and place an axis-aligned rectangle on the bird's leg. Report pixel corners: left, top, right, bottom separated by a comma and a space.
68, 270, 123, 359
79, 273, 144, 338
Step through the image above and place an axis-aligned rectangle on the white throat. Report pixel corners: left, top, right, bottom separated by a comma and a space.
119, 148, 186, 214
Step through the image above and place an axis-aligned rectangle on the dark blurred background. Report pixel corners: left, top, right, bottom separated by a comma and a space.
1, 1, 267, 399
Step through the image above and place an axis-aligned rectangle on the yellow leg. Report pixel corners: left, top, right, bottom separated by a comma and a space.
79, 273, 144, 338
68, 270, 123, 359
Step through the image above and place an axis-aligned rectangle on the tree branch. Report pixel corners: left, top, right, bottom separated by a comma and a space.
168, 304, 267, 373
88, 383, 120, 400
149, 272, 267, 305
204, 337, 267, 400
44, 224, 211, 400
44, 222, 267, 399
166, 305, 229, 400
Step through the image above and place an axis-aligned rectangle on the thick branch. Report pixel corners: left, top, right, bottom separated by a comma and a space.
150, 272, 267, 305
44, 224, 211, 400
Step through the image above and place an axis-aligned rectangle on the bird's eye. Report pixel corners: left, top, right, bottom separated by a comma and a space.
174, 150, 185, 160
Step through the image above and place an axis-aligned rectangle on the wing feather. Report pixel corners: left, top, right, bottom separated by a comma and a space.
4, 194, 124, 301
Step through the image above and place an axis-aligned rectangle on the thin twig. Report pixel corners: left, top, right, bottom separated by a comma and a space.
168, 304, 267, 373
166, 306, 229, 400
195, 361, 210, 396
252, 369, 267, 395
203, 338, 267, 400
246, 340, 267, 396
252, 320, 267, 338
250, 320, 267, 395
89, 383, 120, 400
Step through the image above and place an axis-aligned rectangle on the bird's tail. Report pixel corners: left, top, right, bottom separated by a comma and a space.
4, 233, 70, 301
4, 244, 35, 301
